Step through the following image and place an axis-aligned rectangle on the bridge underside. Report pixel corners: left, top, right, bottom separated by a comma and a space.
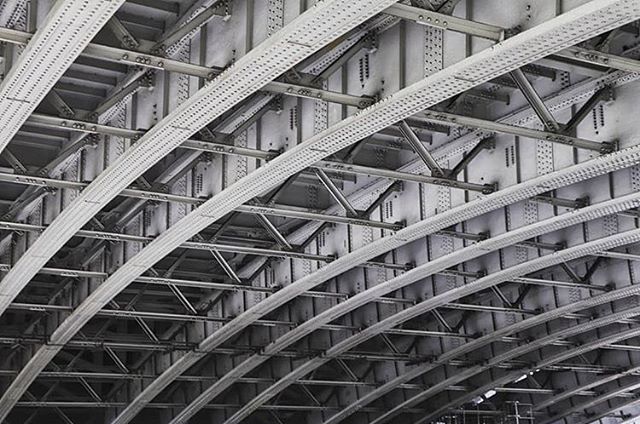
1, 1, 640, 424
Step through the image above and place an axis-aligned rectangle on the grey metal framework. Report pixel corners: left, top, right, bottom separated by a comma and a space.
2, 1, 640, 424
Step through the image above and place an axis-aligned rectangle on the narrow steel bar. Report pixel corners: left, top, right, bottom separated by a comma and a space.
153, 1, 227, 53
431, 310, 453, 332
315, 160, 496, 193
563, 88, 609, 134
106, 17, 140, 49
167, 284, 199, 315
0, 174, 398, 230
383, 3, 504, 41
398, 120, 446, 177
0, 149, 27, 175
254, 214, 293, 250
264, 81, 374, 108
598, 251, 640, 261
448, 137, 493, 178
0, 221, 332, 262
210, 248, 243, 284
315, 168, 359, 217
532, 194, 589, 209
104, 347, 130, 374
555, 46, 640, 75
418, 110, 610, 153
510, 68, 561, 132
513, 277, 609, 291
44, 90, 75, 118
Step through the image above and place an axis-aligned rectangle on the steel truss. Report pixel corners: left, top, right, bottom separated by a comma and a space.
0, 0, 400, 317
409, 324, 640, 424
1, 0, 640, 424
229, 192, 640, 424
2, 3, 631, 424
580, 399, 640, 424
217, 223, 640, 424
0, 0, 401, 420
117, 4, 640, 422
0, 0, 124, 153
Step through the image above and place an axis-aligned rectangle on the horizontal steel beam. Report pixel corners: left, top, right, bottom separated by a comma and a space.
0, 26, 375, 108
264, 81, 375, 108
315, 161, 496, 194
240, 203, 401, 230
513, 276, 609, 291
12, 401, 422, 413
5, 302, 480, 342
27, 113, 276, 160
554, 46, 640, 75
0, 335, 497, 363
0, 221, 332, 263
0, 174, 399, 230
0, 369, 442, 389
383, 3, 504, 41
418, 110, 612, 153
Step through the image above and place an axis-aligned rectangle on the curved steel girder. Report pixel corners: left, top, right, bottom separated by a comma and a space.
312, 197, 640, 423
0, 0, 398, 317
0, 0, 124, 154
407, 325, 640, 424
3, 2, 228, 221
541, 380, 640, 424
273, 35, 640, 279
63, 120, 640, 423
215, 193, 640, 423
217, 228, 640, 424
0, 0, 400, 421
322, 299, 640, 424
93, 5, 640, 422
241, 57, 640, 283
534, 366, 640, 413
582, 399, 640, 424
4, 2, 638, 423
214, 29, 640, 424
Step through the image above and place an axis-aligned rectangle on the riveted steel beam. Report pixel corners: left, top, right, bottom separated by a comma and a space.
0, 0, 125, 154
383, 3, 504, 41
0, 173, 399, 230
418, 110, 611, 153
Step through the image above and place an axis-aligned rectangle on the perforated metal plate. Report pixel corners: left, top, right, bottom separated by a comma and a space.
0, 0, 125, 153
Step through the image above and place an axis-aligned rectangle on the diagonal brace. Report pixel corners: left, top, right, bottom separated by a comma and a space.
398, 120, 445, 177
